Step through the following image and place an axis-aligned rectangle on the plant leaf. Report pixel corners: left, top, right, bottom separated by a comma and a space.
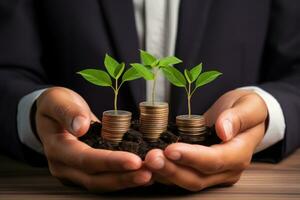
77, 69, 112, 87
190, 63, 202, 82
150, 60, 160, 67
145, 65, 153, 70
195, 71, 222, 89
140, 50, 157, 66
104, 54, 119, 78
122, 67, 142, 82
184, 69, 192, 83
158, 56, 182, 67
114, 62, 125, 79
162, 66, 186, 87
130, 63, 154, 80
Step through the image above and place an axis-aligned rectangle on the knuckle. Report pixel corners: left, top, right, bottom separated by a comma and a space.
249, 92, 263, 103
48, 163, 60, 178
248, 93, 268, 116
77, 151, 96, 174
37, 88, 58, 108
186, 181, 205, 192
204, 150, 225, 173
238, 160, 250, 170
223, 89, 237, 97
82, 177, 94, 191
226, 174, 242, 186
211, 156, 225, 172
77, 153, 88, 169
37, 87, 73, 117
54, 104, 72, 119
163, 167, 177, 178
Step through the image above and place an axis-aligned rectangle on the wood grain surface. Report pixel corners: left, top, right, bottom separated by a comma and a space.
0, 149, 300, 200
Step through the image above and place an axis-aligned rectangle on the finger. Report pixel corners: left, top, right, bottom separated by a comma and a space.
144, 149, 205, 191
215, 93, 268, 141
164, 143, 224, 174
206, 171, 242, 188
52, 163, 152, 192
213, 122, 265, 170
145, 150, 241, 191
203, 89, 252, 127
37, 87, 91, 137
164, 123, 265, 174
194, 170, 242, 191
51, 137, 143, 173
41, 116, 143, 173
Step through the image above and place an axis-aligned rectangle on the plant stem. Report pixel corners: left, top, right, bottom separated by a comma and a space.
114, 78, 118, 113
188, 82, 191, 117
152, 69, 158, 105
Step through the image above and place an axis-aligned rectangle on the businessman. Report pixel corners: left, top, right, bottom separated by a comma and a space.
0, 0, 299, 192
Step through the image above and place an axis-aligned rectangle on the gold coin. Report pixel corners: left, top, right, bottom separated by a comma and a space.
176, 114, 207, 137
101, 110, 132, 144
139, 101, 170, 141
139, 101, 168, 107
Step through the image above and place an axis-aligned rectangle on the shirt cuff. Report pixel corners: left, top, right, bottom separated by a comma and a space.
238, 86, 286, 153
17, 89, 48, 154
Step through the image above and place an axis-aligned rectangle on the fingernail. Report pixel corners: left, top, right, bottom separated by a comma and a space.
150, 157, 165, 170
223, 119, 233, 140
72, 116, 86, 135
167, 151, 181, 161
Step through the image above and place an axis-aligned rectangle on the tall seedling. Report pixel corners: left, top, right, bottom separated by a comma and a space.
77, 54, 142, 112
130, 50, 182, 104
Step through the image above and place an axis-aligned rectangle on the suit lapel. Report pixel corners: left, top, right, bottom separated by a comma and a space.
170, 0, 214, 119
99, 0, 146, 109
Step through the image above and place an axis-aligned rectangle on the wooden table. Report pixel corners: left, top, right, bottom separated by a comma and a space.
1, 149, 300, 200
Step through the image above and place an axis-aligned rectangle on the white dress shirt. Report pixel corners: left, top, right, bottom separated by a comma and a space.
18, 0, 285, 154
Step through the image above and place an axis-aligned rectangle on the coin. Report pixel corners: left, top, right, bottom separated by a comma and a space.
101, 110, 132, 144
139, 101, 169, 141
176, 115, 207, 137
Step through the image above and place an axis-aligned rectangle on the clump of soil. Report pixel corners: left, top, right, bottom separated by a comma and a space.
79, 121, 220, 159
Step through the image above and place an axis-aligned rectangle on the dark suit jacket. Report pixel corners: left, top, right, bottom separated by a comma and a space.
0, 0, 299, 165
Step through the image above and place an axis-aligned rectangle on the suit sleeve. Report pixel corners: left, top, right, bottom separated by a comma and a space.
253, 0, 300, 162
0, 0, 48, 165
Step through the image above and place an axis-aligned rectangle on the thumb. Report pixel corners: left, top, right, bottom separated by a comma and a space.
37, 87, 92, 137
215, 93, 268, 141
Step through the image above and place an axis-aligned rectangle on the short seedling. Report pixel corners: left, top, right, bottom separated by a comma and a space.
162, 63, 222, 117
130, 50, 182, 104
77, 54, 142, 112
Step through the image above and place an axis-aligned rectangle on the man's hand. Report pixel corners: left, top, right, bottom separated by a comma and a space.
36, 87, 152, 192
144, 89, 268, 191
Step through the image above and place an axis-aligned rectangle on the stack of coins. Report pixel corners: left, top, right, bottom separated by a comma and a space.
139, 102, 169, 142
101, 110, 132, 144
176, 115, 207, 143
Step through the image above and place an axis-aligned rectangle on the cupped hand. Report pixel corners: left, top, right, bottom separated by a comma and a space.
36, 87, 152, 192
144, 89, 268, 191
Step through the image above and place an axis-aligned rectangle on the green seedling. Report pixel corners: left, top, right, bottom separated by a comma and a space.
162, 63, 222, 117
130, 50, 182, 104
77, 54, 142, 112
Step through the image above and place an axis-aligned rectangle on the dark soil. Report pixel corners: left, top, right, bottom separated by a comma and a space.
79, 121, 221, 159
